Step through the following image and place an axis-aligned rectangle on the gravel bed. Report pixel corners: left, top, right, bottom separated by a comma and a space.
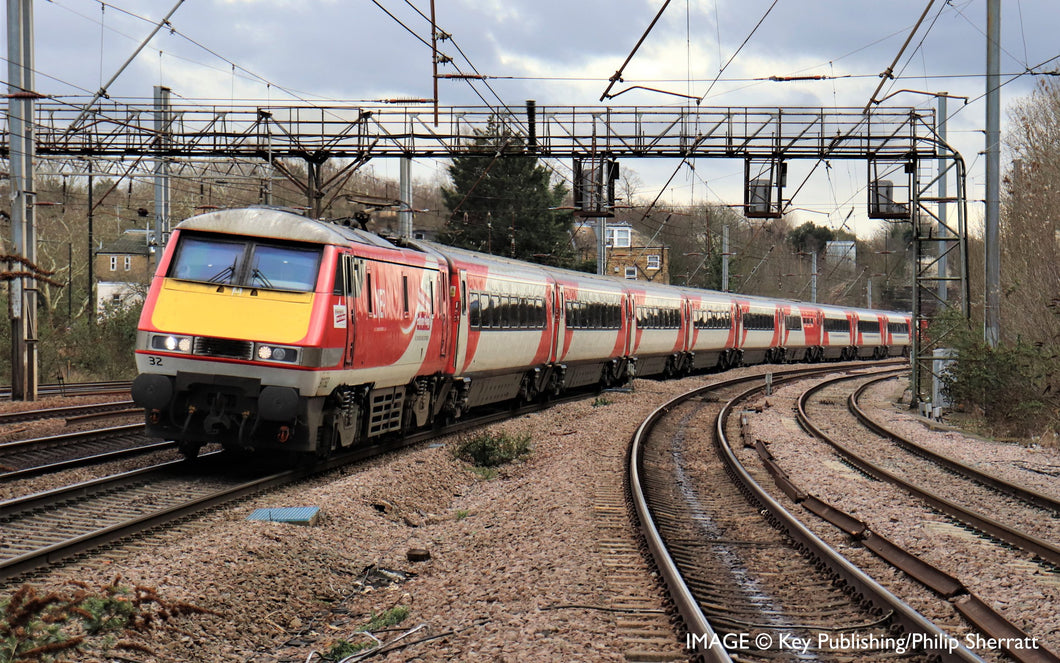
7, 366, 1051, 662
0, 375, 736, 662
741, 375, 1060, 659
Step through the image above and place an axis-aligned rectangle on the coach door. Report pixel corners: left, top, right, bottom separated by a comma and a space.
339, 254, 365, 368
438, 271, 448, 358
551, 284, 564, 362
454, 269, 468, 371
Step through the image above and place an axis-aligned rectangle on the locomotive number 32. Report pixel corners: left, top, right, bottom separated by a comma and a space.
147, 356, 164, 366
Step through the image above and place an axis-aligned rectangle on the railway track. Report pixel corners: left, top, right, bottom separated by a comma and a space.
629, 363, 1002, 662
0, 380, 132, 400
0, 423, 174, 481
0, 400, 137, 426
800, 373, 1060, 567
786, 373, 1060, 663
0, 387, 593, 584
850, 374, 1060, 514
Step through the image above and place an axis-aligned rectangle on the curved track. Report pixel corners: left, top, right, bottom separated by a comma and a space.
798, 373, 1060, 568
627, 363, 984, 662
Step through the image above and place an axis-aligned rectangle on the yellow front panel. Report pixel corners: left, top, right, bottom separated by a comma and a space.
151, 280, 315, 343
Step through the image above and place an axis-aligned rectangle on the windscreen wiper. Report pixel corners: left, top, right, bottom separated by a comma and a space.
251, 268, 274, 289
207, 263, 235, 284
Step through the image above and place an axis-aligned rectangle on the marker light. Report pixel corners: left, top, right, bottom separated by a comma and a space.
151, 334, 193, 354
254, 343, 299, 364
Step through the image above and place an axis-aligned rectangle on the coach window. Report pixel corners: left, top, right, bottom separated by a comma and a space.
333, 261, 345, 295
482, 294, 493, 328
484, 294, 495, 328
503, 296, 515, 328
401, 276, 410, 315
365, 272, 374, 315
469, 293, 481, 327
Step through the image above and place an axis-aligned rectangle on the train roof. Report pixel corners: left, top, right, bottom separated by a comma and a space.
175, 207, 400, 250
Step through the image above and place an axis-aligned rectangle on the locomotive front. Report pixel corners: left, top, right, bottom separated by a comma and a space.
131, 209, 339, 457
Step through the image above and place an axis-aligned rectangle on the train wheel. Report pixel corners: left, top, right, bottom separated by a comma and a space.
316, 422, 338, 461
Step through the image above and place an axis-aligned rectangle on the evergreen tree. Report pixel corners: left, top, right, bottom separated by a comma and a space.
440, 119, 573, 266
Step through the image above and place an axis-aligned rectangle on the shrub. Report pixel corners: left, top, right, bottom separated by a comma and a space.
452, 431, 532, 467
931, 309, 1059, 439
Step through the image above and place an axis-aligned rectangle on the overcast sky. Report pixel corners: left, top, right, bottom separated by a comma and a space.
9, 0, 1060, 237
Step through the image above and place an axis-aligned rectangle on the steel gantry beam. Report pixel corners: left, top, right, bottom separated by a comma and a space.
6, 101, 940, 161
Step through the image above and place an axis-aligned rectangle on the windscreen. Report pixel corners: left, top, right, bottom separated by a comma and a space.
168, 233, 322, 293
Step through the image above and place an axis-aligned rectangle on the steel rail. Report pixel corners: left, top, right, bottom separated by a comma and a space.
849, 374, 1060, 514
0, 400, 136, 426
627, 361, 913, 662
711, 373, 982, 662
797, 374, 1060, 567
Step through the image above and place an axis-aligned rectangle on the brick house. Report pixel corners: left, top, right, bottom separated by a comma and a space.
94, 231, 156, 312
571, 220, 670, 283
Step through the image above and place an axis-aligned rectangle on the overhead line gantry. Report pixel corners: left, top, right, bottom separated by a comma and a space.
1, 100, 966, 405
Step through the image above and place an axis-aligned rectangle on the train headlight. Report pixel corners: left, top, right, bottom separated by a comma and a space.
151, 334, 194, 354
254, 343, 299, 364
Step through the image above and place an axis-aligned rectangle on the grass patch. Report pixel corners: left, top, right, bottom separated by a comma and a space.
471, 466, 498, 480
321, 606, 411, 661
454, 509, 469, 521
324, 638, 374, 660
452, 431, 532, 468
360, 605, 410, 632
592, 396, 612, 407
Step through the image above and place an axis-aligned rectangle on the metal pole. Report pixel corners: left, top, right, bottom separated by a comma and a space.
398, 156, 412, 239
984, 0, 1001, 346
596, 217, 607, 275
811, 251, 818, 303
866, 277, 872, 309
721, 223, 729, 291
8, 0, 37, 400
87, 160, 95, 316
153, 85, 171, 250
430, 0, 438, 126
937, 95, 948, 304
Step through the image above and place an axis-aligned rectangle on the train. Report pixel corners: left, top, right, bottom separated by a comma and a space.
131, 207, 910, 459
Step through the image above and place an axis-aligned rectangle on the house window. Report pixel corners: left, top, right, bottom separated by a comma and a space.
109, 256, 117, 271
646, 254, 660, 271
124, 256, 132, 271
607, 227, 631, 248
624, 266, 637, 280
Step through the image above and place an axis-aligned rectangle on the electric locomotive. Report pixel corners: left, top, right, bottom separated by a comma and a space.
132, 206, 910, 459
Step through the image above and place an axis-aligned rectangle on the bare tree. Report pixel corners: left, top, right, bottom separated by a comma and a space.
1002, 78, 1060, 345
